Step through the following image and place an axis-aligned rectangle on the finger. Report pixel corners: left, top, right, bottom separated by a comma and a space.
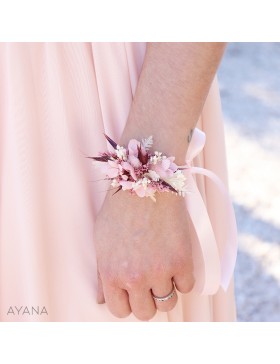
102, 283, 132, 319
151, 279, 178, 312
128, 288, 157, 321
173, 271, 194, 294
96, 269, 105, 304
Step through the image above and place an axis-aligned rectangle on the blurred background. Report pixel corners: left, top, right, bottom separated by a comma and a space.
218, 43, 280, 321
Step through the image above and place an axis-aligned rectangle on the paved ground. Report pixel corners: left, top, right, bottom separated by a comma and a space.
218, 43, 280, 321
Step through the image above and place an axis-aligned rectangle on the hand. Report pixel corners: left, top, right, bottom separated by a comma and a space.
93, 188, 194, 321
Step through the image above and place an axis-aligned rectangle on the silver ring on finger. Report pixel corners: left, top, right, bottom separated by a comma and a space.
152, 281, 176, 302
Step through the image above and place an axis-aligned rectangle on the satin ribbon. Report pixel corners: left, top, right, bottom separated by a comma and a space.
178, 128, 238, 295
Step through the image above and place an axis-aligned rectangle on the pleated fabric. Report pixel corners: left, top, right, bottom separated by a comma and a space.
0, 42, 236, 321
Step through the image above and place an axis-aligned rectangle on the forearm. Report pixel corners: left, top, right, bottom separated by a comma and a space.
119, 42, 226, 165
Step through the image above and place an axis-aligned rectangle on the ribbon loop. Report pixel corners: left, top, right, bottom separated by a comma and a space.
178, 128, 238, 295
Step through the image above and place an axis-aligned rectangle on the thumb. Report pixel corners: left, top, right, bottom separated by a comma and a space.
96, 268, 105, 304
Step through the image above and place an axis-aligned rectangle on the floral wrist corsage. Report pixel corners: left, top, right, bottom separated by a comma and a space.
87, 133, 188, 202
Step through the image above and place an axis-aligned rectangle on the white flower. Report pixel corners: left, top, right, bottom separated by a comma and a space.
164, 170, 187, 194
111, 179, 120, 188
130, 178, 155, 199
147, 170, 160, 181
131, 178, 150, 191
150, 151, 165, 165
141, 177, 151, 189
116, 145, 127, 160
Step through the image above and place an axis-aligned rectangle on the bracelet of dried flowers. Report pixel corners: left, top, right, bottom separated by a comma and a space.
87, 134, 188, 202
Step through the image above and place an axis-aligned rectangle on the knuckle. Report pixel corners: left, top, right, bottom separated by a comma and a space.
122, 271, 145, 289
101, 268, 118, 286
151, 257, 178, 279
171, 255, 187, 272
172, 249, 193, 272
152, 261, 167, 276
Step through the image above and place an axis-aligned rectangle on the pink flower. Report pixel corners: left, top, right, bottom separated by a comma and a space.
121, 161, 137, 181
133, 184, 146, 197
133, 184, 156, 199
119, 180, 134, 190
128, 154, 142, 168
100, 160, 120, 178
128, 139, 140, 157
127, 138, 148, 166
150, 157, 178, 178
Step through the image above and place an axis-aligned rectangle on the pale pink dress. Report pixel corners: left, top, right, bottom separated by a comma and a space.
0, 43, 237, 321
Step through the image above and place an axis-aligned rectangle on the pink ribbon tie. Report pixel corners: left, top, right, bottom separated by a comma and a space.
178, 128, 238, 295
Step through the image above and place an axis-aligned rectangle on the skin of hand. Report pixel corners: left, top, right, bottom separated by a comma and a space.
94, 189, 194, 321
93, 42, 227, 320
